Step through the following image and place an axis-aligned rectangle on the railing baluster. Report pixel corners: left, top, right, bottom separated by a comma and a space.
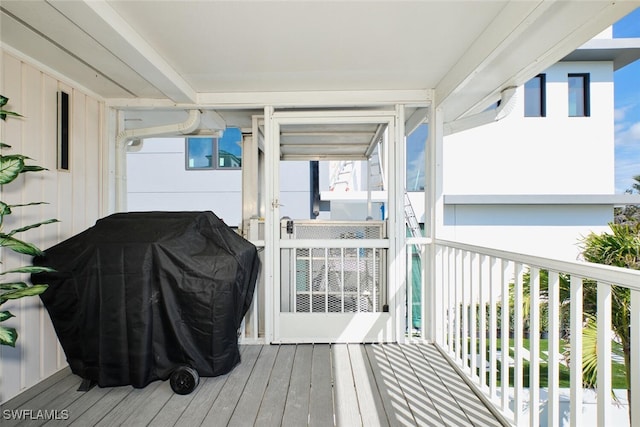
597, 281, 612, 427
529, 267, 540, 427
448, 247, 455, 354
341, 248, 345, 313
470, 252, 478, 380
500, 259, 510, 414
455, 249, 462, 362
407, 247, 413, 340
479, 254, 487, 390
513, 262, 524, 426
489, 256, 498, 401
461, 250, 468, 373
631, 288, 640, 427
570, 275, 583, 427
548, 271, 560, 427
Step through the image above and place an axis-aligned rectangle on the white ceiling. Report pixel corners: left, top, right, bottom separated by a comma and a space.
1, 0, 638, 157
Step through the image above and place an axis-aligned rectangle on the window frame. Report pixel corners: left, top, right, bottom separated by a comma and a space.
524, 73, 546, 118
185, 131, 243, 171
568, 73, 590, 117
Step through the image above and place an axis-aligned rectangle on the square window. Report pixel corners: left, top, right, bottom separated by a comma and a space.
524, 74, 546, 117
186, 128, 242, 170
568, 73, 590, 117
217, 128, 242, 168
186, 138, 214, 169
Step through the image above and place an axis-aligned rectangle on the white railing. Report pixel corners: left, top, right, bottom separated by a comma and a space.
432, 239, 640, 427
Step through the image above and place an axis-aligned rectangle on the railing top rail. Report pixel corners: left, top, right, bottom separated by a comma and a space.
435, 239, 640, 292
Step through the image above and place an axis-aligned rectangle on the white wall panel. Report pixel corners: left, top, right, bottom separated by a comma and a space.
0, 50, 104, 404
127, 138, 313, 225
444, 62, 615, 195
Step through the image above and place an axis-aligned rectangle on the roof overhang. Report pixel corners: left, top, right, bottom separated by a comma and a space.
561, 37, 640, 70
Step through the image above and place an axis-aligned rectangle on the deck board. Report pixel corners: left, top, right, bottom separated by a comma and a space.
348, 344, 390, 427
254, 345, 296, 427
309, 344, 334, 427
281, 344, 313, 426
200, 344, 262, 426
382, 344, 445, 427
228, 344, 279, 427
332, 344, 362, 427
0, 343, 505, 427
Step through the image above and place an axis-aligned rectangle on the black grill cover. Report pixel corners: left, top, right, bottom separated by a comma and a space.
33, 211, 259, 388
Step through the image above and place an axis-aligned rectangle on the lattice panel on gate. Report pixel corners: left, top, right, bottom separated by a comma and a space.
293, 247, 382, 313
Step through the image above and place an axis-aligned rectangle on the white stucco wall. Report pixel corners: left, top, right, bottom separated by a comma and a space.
444, 61, 615, 195
437, 61, 616, 260
127, 139, 312, 226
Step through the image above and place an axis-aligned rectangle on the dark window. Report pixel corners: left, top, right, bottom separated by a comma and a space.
524, 74, 546, 117
57, 91, 69, 170
186, 128, 242, 170
568, 73, 590, 117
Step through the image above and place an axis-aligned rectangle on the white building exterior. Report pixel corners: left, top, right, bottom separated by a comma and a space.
127, 31, 637, 261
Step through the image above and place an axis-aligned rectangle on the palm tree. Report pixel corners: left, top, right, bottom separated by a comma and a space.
520, 223, 638, 422
616, 175, 640, 226
579, 222, 639, 422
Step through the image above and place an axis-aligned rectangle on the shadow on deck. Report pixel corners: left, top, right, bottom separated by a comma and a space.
1, 343, 505, 426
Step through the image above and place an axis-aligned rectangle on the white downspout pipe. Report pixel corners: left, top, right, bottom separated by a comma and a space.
443, 86, 517, 136
114, 109, 201, 211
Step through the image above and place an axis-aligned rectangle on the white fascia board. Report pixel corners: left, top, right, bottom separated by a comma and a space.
320, 191, 387, 203
106, 90, 432, 110
196, 90, 432, 109
444, 194, 640, 206
49, 0, 196, 103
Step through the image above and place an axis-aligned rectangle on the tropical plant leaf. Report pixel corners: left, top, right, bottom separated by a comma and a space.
0, 266, 55, 275
0, 95, 8, 107
0, 143, 11, 149
9, 201, 49, 208
0, 234, 43, 256
0, 155, 28, 184
21, 165, 47, 173
0, 310, 15, 322
0, 282, 28, 291
0, 284, 48, 304
0, 324, 17, 347
580, 317, 598, 388
8, 219, 60, 236
0, 201, 11, 216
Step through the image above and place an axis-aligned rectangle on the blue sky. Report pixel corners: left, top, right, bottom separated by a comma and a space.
614, 8, 640, 193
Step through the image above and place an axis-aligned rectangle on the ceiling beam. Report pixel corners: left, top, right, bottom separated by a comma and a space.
48, 0, 196, 103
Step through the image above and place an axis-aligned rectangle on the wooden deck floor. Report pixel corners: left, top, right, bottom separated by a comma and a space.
1, 344, 505, 426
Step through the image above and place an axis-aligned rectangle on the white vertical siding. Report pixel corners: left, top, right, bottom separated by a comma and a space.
0, 50, 104, 404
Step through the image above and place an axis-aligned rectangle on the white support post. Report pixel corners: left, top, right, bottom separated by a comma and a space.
570, 275, 583, 427
427, 103, 443, 343
597, 281, 612, 427
391, 104, 406, 343
263, 106, 276, 343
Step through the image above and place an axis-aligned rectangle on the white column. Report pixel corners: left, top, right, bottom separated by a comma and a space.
426, 103, 444, 343
390, 104, 406, 343
263, 106, 277, 343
